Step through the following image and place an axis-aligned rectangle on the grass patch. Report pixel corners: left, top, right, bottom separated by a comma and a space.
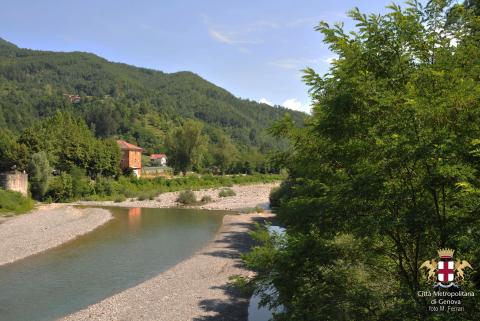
219, 188, 236, 197
0, 189, 35, 215
113, 195, 126, 203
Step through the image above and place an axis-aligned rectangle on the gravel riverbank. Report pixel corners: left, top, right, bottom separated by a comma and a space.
60, 183, 278, 321
60, 212, 274, 321
0, 206, 112, 267
75, 183, 278, 211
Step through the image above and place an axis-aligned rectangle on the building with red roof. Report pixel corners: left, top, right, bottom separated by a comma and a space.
117, 140, 143, 177
150, 153, 167, 166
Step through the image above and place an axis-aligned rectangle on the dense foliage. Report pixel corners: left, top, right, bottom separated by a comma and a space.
18, 112, 121, 178
0, 37, 305, 165
244, 1, 480, 320
165, 119, 207, 175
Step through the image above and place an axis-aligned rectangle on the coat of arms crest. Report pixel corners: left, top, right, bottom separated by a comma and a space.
420, 248, 473, 288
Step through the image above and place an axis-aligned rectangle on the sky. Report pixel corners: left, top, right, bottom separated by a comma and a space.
0, 0, 401, 113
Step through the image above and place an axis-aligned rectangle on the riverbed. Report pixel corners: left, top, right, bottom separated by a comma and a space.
0, 207, 227, 321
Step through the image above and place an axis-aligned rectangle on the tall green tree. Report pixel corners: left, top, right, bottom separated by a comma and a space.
0, 129, 28, 172
245, 1, 480, 320
28, 151, 51, 200
19, 112, 120, 178
211, 132, 238, 174
165, 119, 207, 175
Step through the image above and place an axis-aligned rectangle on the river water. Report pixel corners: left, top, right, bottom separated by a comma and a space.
0, 207, 227, 321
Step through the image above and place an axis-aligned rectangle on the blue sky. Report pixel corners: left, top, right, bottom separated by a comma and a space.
1, 0, 400, 113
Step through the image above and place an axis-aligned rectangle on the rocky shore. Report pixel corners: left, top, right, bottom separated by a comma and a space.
60, 183, 278, 321
0, 206, 112, 267
60, 212, 274, 321
75, 183, 277, 211
0, 183, 277, 320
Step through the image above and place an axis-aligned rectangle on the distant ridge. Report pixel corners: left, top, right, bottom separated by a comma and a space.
0, 37, 305, 154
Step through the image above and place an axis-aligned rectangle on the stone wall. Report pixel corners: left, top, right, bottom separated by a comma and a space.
0, 171, 28, 196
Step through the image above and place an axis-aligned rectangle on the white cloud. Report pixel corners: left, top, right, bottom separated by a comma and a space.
209, 29, 234, 44
204, 16, 277, 48
259, 98, 273, 106
208, 28, 261, 45
283, 98, 302, 111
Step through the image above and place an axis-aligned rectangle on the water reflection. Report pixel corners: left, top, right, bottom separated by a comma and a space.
128, 208, 142, 231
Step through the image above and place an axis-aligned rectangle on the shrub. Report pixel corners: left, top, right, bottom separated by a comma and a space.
47, 173, 73, 202
137, 193, 147, 201
200, 195, 212, 203
177, 190, 197, 205
254, 206, 264, 213
269, 181, 292, 207
219, 188, 236, 197
94, 176, 118, 196
137, 191, 157, 201
0, 189, 34, 214
70, 166, 94, 199
113, 195, 126, 203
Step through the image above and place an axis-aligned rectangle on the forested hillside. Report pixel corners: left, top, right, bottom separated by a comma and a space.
0, 37, 304, 155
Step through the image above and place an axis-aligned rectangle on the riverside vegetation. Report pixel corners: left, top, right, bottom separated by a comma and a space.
0, 37, 301, 211
0, 190, 34, 215
0, 36, 304, 175
0, 109, 284, 209
241, 1, 480, 321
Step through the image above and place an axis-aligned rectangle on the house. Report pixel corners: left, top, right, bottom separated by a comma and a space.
150, 153, 167, 166
63, 93, 81, 103
117, 140, 143, 177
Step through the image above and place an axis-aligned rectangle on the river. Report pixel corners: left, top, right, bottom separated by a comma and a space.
0, 207, 227, 321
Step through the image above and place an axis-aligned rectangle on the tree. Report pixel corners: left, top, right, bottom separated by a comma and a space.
244, 1, 480, 320
19, 112, 120, 178
211, 133, 238, 174
165, 120, 207, 175
28, 151, 51, 200
0, 129, 28, 172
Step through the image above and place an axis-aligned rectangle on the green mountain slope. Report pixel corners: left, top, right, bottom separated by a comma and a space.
0, 37, 305, 154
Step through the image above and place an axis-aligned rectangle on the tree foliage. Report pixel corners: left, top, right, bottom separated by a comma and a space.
165, 120, 207, 175
0, 37, 305, 161
245, 1, 480, 320
0, 129, 28, 172
28, 151, 51, 200
19, 112, 120, 178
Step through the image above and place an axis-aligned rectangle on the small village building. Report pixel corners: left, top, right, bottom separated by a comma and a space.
150, 153, 167, 166
63, 93, 81, 103
117, 140, 143, 177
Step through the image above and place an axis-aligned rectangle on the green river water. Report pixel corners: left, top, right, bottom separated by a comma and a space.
0, 207, 226, 321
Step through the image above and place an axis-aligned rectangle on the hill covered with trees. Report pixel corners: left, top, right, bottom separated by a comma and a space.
0, 37, 305, 159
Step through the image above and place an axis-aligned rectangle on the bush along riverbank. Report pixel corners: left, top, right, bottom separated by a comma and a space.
48, 173, 283, 203
0, 190, 34, 216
